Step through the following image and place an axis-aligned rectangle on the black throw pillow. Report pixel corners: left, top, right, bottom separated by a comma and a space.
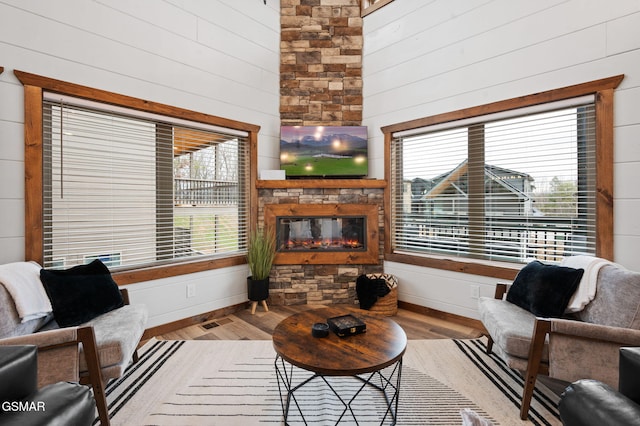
506, 260, 584, 318
40, 259, 124, 327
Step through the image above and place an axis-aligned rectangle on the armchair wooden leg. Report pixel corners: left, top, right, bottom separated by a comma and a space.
78, 326, 110, 426
92, 381, 110, 426
486, 336, 494, 354
520, 319, 551, 420
520, 371, 537, 420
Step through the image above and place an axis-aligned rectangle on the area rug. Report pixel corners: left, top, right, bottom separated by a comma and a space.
96, 338, 560, 426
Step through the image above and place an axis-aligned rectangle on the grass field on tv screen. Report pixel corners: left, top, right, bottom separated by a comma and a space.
281, 152, 368, 177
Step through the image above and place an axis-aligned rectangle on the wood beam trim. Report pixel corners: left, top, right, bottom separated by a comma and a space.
24, 84, 44, 264
385, 252, 520, 281
112, 253, 246, 285
14, 70, 260, 133
595, 88, 615, 260
381, 75, 624, 134
250, 130, 258, 236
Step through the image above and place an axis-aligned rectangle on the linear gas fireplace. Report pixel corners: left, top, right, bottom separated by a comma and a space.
279, 216, 365, 251
264, 203, 379, 265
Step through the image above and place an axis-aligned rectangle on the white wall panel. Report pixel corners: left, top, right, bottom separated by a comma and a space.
606, 11, 640, 56
615, 85, 640, 126
0, 80, 22, 123
0, 200, 23, 239
0, 1, 279, 328
615, 163, 640, 199
95, 0, 199, 39
364, 0, 491, 56
123, 265, 250, 328
0, 160, 22, 199
0, 2, 278, 121
366, 0, 640, 318
366, 25, 607, 119
0, 238, 24, 264
615, 235, 640, 270
0, 122, 23, 161
615, 124, 640, 163
615, 200, 640, 236
384, 260, 499, 320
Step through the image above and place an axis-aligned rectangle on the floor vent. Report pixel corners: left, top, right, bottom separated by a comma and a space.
201, 322, 219, 330
200, 317, 233, 330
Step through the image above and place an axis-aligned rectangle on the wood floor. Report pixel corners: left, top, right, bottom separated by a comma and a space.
158, 304, 484, 341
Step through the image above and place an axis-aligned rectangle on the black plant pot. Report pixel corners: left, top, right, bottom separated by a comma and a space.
247, 277, 270, 301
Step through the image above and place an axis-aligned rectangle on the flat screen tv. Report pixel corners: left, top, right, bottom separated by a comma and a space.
280, 126, 368, 178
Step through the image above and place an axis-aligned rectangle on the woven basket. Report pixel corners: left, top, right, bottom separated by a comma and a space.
366, 273, 398, 316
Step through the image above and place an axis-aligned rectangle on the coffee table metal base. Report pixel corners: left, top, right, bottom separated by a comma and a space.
275, 355, 403, 426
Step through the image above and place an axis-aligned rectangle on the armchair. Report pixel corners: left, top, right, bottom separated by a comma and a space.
478, 262, 640, 420
0, 262, 148, 425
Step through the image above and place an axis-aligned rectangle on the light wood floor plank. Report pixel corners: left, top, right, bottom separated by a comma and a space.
157, 304, 483, 341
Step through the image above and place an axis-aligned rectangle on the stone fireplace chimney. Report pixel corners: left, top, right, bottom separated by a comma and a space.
280, 0, 363, 126
262, 0, 381, 306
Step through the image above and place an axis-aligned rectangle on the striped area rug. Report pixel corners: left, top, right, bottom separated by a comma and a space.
96, 338, 561, 425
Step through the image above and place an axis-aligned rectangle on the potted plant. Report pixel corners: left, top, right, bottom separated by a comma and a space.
246, 226, 276, 311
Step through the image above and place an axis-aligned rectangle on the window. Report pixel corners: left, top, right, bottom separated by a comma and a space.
361, 0, 394, 17
17, 71, 259, 283
383, 76, 622, 277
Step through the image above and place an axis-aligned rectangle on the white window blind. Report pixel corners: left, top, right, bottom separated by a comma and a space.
391, 101, 596, 264
42, 96, 249, 270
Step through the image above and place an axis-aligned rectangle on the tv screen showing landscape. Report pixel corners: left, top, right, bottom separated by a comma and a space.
280, 126, 368, 178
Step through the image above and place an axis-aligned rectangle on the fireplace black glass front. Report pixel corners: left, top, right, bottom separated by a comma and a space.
276, 216, 366, 252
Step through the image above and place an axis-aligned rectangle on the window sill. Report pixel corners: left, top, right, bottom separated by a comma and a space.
384, 252, 520, 281
112, 255, 247, 285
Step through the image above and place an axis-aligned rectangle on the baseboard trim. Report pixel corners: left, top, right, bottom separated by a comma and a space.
398, 300, 486, 333
142, 302, 246, 340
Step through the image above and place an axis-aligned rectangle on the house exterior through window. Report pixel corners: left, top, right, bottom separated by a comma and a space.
393, 105, 594, 263
383, 76, 622, 276
42, 97, 249, 270
18, 70, 259, 282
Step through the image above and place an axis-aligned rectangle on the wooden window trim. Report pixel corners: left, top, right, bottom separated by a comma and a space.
361, 0, 394, 17
382, 75, 624, 280
16, 70, 260, 285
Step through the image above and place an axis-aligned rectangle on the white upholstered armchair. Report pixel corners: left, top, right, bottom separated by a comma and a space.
479, 261, 640, 420
0, 261, 148, 425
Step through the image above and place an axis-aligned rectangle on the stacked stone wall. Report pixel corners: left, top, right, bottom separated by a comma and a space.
280, 0, 363, 126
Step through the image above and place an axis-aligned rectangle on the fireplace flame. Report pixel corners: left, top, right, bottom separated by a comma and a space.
284, 237, 364, 251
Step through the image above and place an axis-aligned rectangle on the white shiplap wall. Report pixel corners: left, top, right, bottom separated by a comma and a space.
2, 0, 640, 327
0, 0, 280, 327
363, 0, 640, 319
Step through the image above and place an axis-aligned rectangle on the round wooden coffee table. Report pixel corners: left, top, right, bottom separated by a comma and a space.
272, 306, 407, 425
